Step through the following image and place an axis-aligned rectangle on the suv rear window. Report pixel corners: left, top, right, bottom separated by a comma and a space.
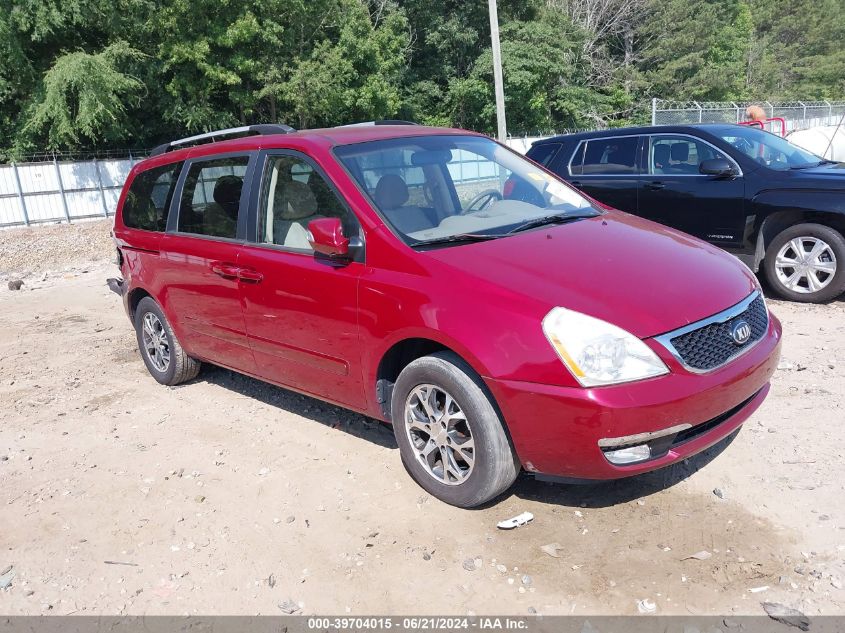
572, 137, 639, 175
122, 162, 182, 231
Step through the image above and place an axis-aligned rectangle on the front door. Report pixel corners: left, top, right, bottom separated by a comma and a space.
237, 151, 366, 409
160, 153, 257, 372
637, 134, 745, 246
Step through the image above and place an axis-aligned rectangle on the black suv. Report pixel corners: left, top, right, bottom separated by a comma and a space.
528, 124, 845, 303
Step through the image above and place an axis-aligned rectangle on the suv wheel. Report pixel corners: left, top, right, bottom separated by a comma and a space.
391, 351, 519, 508
764, 223, 845, 303
134, 297, 201, 385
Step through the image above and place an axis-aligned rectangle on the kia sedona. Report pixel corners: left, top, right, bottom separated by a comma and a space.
528, 124, 845, 303
109, 122, 782, 508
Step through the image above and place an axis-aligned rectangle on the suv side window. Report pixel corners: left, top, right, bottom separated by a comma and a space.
575, 137, 639, 175
259, 155, 357, 252
177, 156, 250, 239
649, 135, 732, 175
122, 162, 181, 231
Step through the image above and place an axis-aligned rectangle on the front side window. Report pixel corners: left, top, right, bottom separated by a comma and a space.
258, 155, 356, 252
714, 126, 822, 171
122, 162, 181, 231
577, 136, 639, 175
177, 156, 249, 239
648, 135, 733, 175
335, 135, 596, 245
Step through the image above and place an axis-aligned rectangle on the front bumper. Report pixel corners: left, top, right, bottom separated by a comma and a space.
488, 313, 782, 480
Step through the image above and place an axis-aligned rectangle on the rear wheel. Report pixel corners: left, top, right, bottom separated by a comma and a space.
391, 351, 519, 508
134, 297, 201, 385
764, 223, 845, 303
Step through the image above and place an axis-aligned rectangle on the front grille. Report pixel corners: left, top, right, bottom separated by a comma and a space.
660, 293, 768, 372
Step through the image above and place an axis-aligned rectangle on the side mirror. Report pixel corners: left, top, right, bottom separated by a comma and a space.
307, 217, 362, 262
699, 158, 736, 177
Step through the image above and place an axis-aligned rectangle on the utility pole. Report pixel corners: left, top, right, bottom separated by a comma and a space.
488, 0, 507, 142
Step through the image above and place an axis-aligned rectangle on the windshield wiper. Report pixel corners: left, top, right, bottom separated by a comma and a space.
412, 233, 503, 248
791, 159, 836, 169
507, 210, 599, 234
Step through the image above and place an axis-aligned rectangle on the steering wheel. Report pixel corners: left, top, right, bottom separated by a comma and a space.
463, 189, 503, 214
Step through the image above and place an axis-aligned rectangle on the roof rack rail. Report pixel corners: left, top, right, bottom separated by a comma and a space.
337, 120, 420, 128
149, 123, 296, 157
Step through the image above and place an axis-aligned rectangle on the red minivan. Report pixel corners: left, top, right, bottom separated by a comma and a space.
110, 123, 782, 507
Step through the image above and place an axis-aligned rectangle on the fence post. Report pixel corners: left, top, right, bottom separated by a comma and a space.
93, 159, 109, 217
731, 102, 740, 123
11, 163, 30, 226
693, 101, 702, 123
765, 101, 774, 118
651, 98, 657, 126
826, 100, 832, 124
53, 157, 71, 223
799, 101, 807, 123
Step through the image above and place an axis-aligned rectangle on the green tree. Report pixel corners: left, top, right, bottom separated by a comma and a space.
637, 0, 753, 101
20, 41, 144, 151
265, 0, 410, 128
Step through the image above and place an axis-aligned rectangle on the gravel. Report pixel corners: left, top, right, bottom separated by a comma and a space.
0, 220, 114, 278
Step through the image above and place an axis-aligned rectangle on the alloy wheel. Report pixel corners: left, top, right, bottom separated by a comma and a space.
141, 312, 170, 373
404, 384, 475, 485
774, 236, 837, 294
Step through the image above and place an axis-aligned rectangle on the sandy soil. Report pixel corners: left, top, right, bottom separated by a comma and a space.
0, 222, 844, 617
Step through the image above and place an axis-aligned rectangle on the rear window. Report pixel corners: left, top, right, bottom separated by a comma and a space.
121, 162, 182, 231
177, 156, 250, 239
572, 137, 640, 175
527, 143, 561, 167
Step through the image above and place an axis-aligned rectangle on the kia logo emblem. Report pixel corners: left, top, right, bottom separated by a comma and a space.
731, 320, 752, 346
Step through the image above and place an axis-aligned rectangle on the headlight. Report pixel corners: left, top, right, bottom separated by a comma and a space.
542, 307, 669, 387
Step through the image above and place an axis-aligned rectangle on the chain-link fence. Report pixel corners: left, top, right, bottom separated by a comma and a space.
651, 99, 845, 133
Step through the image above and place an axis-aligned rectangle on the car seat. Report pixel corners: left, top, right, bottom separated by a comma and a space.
373, 174, 436, 234
669, 143, 697, 174
203, 175, 242, 237
273, 180, 324, 250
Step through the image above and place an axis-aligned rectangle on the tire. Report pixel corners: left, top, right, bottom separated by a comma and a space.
391, 351, 519, 508
763, 223, 845, 303
134, 297, 201, 385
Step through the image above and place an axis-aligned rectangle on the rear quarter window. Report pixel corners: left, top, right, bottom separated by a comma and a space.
527, 143, 561, 167
122, 162, 182, 231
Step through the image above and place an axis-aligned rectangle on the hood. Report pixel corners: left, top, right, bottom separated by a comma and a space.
425, 212, 759, 339
780, 161, 845, 185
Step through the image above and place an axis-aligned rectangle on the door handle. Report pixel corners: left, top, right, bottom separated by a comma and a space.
570, 180, 583, 188
237, 268, 264, 283
210, 261, 240, 278
646, 181, 665, 190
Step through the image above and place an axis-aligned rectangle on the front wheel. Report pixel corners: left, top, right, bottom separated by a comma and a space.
763, 223, 845, 303
391, 352, 519, 508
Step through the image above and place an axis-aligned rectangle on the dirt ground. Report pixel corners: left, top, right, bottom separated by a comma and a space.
1, 220, 844, 617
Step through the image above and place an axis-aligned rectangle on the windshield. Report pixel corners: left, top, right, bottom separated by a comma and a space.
714, 126, 823, 170
334, 135, 597, 245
